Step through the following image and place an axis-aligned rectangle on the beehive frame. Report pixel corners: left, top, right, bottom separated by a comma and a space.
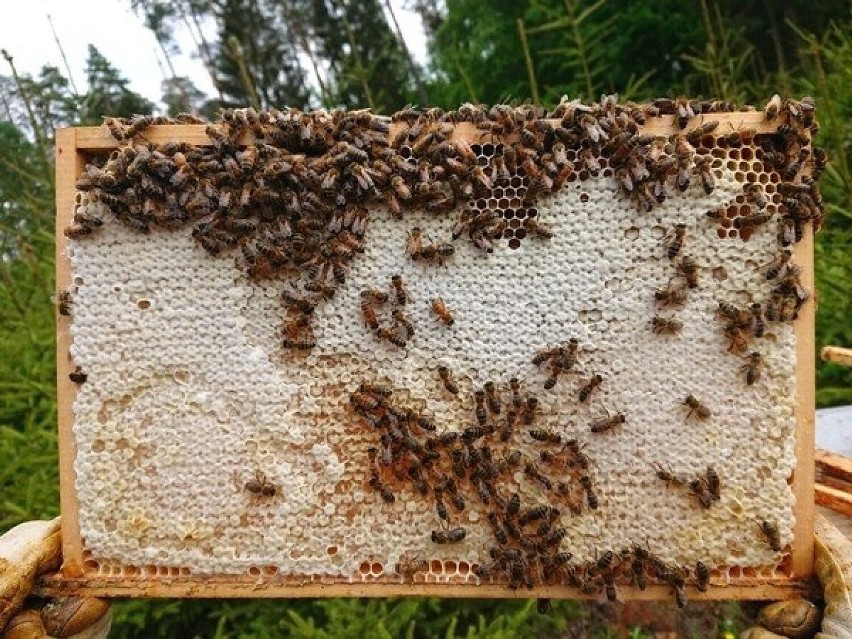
45, 110, 816, 601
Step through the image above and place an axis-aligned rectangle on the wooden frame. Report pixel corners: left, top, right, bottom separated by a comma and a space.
45, 113, 816, 600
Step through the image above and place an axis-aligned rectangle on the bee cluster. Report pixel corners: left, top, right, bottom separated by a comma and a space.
63, 94, 821, 599
353, 335, 762, 604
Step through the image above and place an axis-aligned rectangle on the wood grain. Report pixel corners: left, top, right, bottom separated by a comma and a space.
55, 128, 85, 578
822, 346, 852, 368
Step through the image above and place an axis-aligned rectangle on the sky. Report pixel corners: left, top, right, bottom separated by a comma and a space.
0, 0, 428, 108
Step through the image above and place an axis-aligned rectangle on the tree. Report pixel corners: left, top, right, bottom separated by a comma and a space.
78, 45, 154, 124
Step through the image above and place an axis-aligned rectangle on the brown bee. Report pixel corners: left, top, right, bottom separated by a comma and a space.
744, 183, 768, 210
724, 325, 750, 354
523, 396, 539, 425
396, 556, 429, 580
577, 374, 602, 402
695, 561, 710, 592
741, 352, 762, 385
733, 212, 772, 230
377, 327, 406, 348
431, 297, 454, 326
590, 411, 626, 433
406, 227, 423, 259
484, 381, 501, 415
533, 345, 563, 367
282, 338, 316, 351
391, 274, 408, 305
763, 250, 792, 280
760, 520, 782, 552
750, 303, 765, 338
431, 527, 467, 544
664, 224, 687, 260
360, 300, 380, 331
245, 470, 278, 497
686, 120, 719, 144
650, 315, 683, 335
683, 394, 711, 420
764, 93, 782, 120
652, 462, 684, 487
436, 365, 459, 395
392, 310, 414, 339
529, 429, 562, 444
57, 289, 74, 316
688, 478, 713, 509
654, 284, 688, 307
525, 219, 553, 240
69, 366, 88, 384
524, 463, 553, 490
509, 377, 522, 409
706, 466, 721, 501
677, 256, 699, 288
695, 155, 715, 194
474, 390, 487, 425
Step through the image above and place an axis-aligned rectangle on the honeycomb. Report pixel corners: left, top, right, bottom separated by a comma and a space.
60, 100, 818, 599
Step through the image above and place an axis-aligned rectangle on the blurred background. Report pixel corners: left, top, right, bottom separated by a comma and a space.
1, 0, 850, 636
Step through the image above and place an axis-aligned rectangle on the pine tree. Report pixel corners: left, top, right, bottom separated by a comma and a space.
78, 45, 154, 123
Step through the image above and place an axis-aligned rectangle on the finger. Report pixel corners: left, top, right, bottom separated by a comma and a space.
757, 599, 821, 637
815, 514, 852, 638
0, 519, 60, 632
1, 608, 46, 639
41, 598, 110, 638
58, 608, 112, 639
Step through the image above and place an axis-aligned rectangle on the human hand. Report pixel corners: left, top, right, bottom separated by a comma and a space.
0, 518, 111, 638
741, 514, 852, 638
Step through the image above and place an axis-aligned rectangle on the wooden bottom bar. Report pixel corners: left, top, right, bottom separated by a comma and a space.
36, 574, 814, 601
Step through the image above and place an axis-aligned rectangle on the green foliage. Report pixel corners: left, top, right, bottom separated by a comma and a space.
78, 45, 154, 123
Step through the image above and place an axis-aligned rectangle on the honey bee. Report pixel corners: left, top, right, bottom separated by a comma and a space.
686, 120, 719, 145
406, 227, 423, 260
392, 310, 414, 339
653, 312, 685, 335
522, 396, 539, 425
474, 390, 487, 425
369, 471, 395, 503
484, 381, 501, 414
590, 411, 626, 433
509, 377, 522, 409
533, 345, 562, 367
281, 337, 316, 351
744, 183, 768, 210
57, 289, 74, 316
763, 250, 792, 280
677, 256, 699, 288
706, 466, 721, 501
695, 561, 710, 592
695, 155, 715, 194
431, 297, 454, 326
760, 520, 782, 552
688, 478, 713, 509
390, 274, 408, 305
577, 374, 602, 402
663, 224, 687, 260
683, 394, 711, 420
525, 219, 553, 240
725, 325, 750, 354
764, 94, 782, 120
431, 527, 467, 544
528, 429, 562, 444
740, 352, 762, 385
377, 327, 406, 348
749, 303, 765, 338
69, 366, 88, 384
396, 556, 429, 580
244, 470, 278, 497
652, 462, 684, 487
654, 284, 688, 307
733, 212, 772, 230
523, 463, 553, 490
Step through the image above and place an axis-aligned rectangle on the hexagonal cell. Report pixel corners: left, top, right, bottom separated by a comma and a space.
515, 228, 527, 240
508, 237, 521, 249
